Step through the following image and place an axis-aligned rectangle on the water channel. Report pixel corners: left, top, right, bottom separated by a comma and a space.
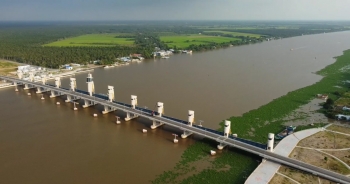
1, 31, 350, 183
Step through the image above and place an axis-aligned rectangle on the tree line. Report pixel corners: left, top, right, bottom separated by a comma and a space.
0, 22, 349, 68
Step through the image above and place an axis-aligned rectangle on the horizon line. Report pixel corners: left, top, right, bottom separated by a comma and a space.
1, 19, 350, 22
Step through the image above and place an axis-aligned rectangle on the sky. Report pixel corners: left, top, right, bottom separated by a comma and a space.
1, 0, 350, 21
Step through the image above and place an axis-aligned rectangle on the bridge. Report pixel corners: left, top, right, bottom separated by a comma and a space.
1, 74, 349, 184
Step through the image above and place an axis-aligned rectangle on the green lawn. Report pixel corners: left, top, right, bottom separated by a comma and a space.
0, 60, 18, 68
204, 30, 262, 38
160, 34, 240, 48
44, 33, 135, 47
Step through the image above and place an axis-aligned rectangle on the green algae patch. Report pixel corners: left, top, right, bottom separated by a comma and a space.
151, 139, 259, 184
153, 50, 350, 183
224, 50, 350, 143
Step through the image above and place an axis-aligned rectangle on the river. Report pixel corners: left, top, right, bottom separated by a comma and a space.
1, 31, 350, 183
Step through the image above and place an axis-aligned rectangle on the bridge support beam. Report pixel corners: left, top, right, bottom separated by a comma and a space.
125, 112, 138, 121
50, 90, 62, 98
36, 87, 49, 94
65, 95, 79, 102
150, 120, 164, 129
102, 106, 115, 114
36, 87, 43, 94
24, 83, 34, 90
14, 82, 18, 91
82, 99, 94, 108
181, 130, 193, 138
217, 143, 227, 150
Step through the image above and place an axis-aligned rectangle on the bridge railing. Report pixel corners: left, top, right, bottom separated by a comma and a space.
5, 77, 267, 150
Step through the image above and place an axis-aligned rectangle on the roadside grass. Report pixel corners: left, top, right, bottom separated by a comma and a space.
43, 33, 135, 47
277, 166, 330, 184
290, 147, 350, 175
203, 30, 262, 38
335, 97, 350, 106
153, 50, 350, 183
0, 60, 18, 75
160, 34, 240, 48
327, 125, 350, 134
0, 60, 18, 68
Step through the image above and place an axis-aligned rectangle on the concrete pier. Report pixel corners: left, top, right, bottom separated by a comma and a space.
102, 105, 115, 114
125, 112, 138, 121
150, 120, 164, 129
82, 99, 94, 108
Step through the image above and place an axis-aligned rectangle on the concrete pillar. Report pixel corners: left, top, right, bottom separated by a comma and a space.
157, 102, 164, 117
224, 120, 231, 138
86, 73, 94, 96
82, 99, 94, 108
108, 86, 114, 102
131, 95, 137, 109
70, 78, 77, 91
267, 133, 274, 152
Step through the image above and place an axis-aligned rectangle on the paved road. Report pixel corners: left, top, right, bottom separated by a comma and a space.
2, 76, 350, 184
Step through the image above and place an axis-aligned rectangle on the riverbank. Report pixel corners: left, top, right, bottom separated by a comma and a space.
152, 49, 350, 183
268, 124, 350, 183
246, 127, 325, 184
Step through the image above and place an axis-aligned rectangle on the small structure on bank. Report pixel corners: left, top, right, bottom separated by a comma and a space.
316, 94, 328, 101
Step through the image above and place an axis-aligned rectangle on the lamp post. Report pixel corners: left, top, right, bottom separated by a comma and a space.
199, 120, 203, 127
144, 106, 148, 115
116, 116, 121, 124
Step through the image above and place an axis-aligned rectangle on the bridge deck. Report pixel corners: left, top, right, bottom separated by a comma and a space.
2, 76, 350, 184
79, 91, 267, 149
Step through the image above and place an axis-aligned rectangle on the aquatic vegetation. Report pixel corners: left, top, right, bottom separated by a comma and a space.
225, 50, 350, 143
152, 50, 350, 183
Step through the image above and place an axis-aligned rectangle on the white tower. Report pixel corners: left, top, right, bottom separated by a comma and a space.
224, 120, 231, 138
29, 72, 34, 82
157, 102, 164, 117
131, 95, 137, 109
70, 78, 77, 91
41, 75, 47, 85
102, 86, 115, 114
267, 133, 274, 152
50, 77, 62, 98
36, 75, 47, 94
86, 73, 95, 96
181, 110, 195, 138
217, 120, 231, 149
150, 102, 165, 129
107, 86, 114, 102
188, 110, 194, 126
124, 95, 139, 120
17, 71, 23, 79
55, 77, 61, 88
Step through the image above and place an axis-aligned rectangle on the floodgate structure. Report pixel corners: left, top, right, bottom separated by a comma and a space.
0, 74, 349, 184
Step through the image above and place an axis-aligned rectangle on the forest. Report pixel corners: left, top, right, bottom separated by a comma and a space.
0, 21, 349, 68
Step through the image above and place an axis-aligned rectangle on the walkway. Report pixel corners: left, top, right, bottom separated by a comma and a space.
245, 128, 323, 184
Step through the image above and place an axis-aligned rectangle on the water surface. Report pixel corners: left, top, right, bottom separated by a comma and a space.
1, 31, 350, 183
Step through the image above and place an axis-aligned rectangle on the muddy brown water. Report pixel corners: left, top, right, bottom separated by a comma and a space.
1, 31, 350, 183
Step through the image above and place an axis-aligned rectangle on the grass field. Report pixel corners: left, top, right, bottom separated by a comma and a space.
44, 33, 135, 47
0, 60, 18, 68
0, 60, 18, 75
160, 34, 240, 48
203, 30, 262, 38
